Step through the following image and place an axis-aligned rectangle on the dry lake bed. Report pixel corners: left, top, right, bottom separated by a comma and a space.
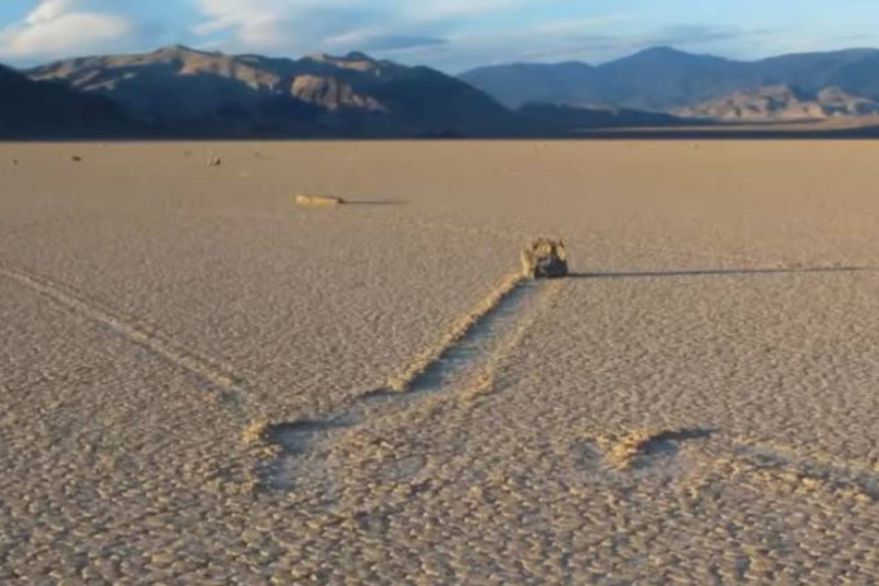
2, 140, 879, 584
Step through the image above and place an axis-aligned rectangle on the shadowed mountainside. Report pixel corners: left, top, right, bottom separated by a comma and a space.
0, 64, 136, 138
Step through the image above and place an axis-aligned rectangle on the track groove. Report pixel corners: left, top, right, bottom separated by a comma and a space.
386, 272, 527, 393
0, 263, 245, 402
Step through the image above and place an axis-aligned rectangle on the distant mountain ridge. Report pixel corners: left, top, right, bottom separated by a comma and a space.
28, 45, 517, 137
676, 85, 879, 121
460, 47, 879, 115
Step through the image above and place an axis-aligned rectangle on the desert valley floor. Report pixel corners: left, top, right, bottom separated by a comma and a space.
2, 140, 879, 584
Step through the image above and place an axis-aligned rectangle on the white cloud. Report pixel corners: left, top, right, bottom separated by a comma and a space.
26, 0, 75, 25
189, 0, 639, 69
0, 0, 132, 62
191, 0, 537, 56
194, 0, 360, 51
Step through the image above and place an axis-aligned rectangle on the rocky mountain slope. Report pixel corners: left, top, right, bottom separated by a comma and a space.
28, 46, 516, 137
676, 85, 879, 121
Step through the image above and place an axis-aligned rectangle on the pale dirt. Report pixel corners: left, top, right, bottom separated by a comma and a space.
1, 140, 879, 584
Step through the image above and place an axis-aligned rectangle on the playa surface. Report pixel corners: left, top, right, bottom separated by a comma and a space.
2, 140, 879, 584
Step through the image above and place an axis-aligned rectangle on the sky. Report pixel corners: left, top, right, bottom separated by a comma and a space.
1, 0, 879, 72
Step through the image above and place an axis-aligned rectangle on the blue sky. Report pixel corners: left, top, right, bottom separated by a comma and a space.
2, 0, 879, 71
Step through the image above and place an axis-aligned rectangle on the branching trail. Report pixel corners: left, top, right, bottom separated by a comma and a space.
0, 262, 246, 404
264, 273, 560, 491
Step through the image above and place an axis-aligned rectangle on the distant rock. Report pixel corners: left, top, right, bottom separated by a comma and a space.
521, 239, 568, 279
295, 194, 346, 207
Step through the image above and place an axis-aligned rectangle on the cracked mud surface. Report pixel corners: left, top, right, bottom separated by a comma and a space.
2, 141, 879, 583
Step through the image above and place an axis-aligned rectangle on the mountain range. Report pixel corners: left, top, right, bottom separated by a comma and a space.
3, 45, 879, 138
460, 46, 879, 117
26, 45, 516, 138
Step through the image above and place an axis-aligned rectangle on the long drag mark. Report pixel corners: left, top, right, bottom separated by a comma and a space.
0, 263, 245, 403
387, 272, 526, 392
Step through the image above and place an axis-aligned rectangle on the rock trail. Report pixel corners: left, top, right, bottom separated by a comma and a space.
0, 262, 246, 405
264, 274, 558, 491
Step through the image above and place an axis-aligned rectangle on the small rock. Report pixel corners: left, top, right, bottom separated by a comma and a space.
71, 155, 83, 162
521, 238, 568, 279
208, 156, 222, 167
295, 194, 346, 206
11, 159, 18, 166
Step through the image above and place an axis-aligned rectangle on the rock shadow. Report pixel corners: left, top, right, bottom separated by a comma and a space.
568, 266, 872, 280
